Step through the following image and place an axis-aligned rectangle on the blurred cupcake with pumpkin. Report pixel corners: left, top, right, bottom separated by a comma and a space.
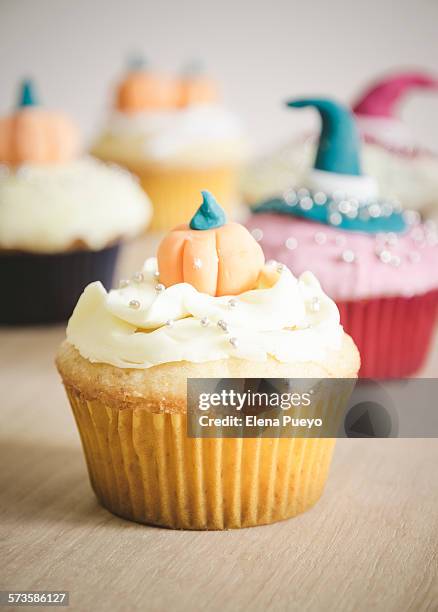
91, 59, 246, 231
242, 71, 438, 219
246, 98, 438, 379
0, 79, 151, 325
57, 190, 359, 530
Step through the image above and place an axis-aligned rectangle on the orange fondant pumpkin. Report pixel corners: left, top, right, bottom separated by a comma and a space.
157, 191, 265, 296
116, 70, 178, 113
177, 74, 219, 107
0, 80, 79, 165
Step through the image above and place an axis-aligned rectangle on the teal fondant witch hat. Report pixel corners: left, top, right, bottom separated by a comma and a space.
17, 79, 38, 108
287, 98, 362, 176
251, 97, 407, 233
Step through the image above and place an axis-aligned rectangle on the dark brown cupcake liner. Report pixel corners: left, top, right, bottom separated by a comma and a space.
0, 245, 120, 325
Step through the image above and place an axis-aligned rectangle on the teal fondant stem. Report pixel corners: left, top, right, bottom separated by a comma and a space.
190, 190, 226, 230
18, 79, 38, 107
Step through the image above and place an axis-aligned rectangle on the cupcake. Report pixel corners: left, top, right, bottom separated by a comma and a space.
56, 190, 359, 530
242, 71, 438, 219
246, 98, 438, 379
91, 60, 246, 231
0, 80, 151, 325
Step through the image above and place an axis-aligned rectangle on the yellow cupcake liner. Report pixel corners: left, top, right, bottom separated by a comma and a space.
66, 386, 348, 530
125, 163, 240, 231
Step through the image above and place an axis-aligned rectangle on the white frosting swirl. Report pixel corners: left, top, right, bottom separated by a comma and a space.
0, 157, 151, 252
94, 105, 247, 166
66, 258, 343, 369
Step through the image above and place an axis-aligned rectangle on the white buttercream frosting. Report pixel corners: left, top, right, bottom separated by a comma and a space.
94, 104, 246, 166
0, 157, 151, 252
66, 258, 343, 369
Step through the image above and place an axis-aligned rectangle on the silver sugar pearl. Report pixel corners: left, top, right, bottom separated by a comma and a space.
217, 319, 229, 332
379, 250, 392, 264
277, 263, 286, 273
329, 212, 342, 226
381, 202, 394, 217
119, 279, 130, 289
155, 283, 165, 292
314, 231, 327, 245
283, 189, 297, 205
285, 237, 298, 250
229, 337, 239, 348
338, 200, 351, 214
299, 196, 313, 211
403, 210, 421, 226
129, 299, 140, 310
341, 249, 356, 264
297, 187, 310, 198
165, 319, 174, 327
132, 272, 144, 283
228, 298, 238, 308
200, 317, 210, 327
368, 203, 382, 218
251, 228, 264, 242
314, 191, 327, 205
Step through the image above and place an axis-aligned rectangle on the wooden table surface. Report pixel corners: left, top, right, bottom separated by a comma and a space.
1, 240, 438, 612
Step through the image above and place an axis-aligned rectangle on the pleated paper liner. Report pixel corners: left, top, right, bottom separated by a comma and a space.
0, 244, 119, 325
123, 162, 240, 231
65, 385, 350, 530
338, 288, 438, 379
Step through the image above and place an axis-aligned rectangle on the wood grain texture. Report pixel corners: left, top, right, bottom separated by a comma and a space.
1, 238, 437, 612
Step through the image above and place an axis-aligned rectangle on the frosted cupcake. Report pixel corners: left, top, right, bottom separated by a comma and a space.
91, 61, 246, 231
246, 98, 438, 378
242, 71, 438, 219
56, 191, 359, 530
0, 80, 151, 324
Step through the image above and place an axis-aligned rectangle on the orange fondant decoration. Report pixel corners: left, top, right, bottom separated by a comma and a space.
116, 71, 178, 113
177, 76, 219, 107
0, 108, 79, 165
157, 222, 265, 296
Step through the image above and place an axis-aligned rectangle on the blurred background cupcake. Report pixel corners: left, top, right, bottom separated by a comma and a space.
241, 70, 438, 220
246, 98, 438, 378
91, 58, 246, 231
0, 79, 151, 325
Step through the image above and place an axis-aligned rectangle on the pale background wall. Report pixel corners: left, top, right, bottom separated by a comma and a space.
1, 0, 437, 155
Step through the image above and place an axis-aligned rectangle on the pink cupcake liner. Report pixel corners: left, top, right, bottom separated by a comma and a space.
337, 289, 438, 378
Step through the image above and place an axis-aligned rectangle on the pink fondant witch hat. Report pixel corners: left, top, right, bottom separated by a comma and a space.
353, 71, 438, 119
